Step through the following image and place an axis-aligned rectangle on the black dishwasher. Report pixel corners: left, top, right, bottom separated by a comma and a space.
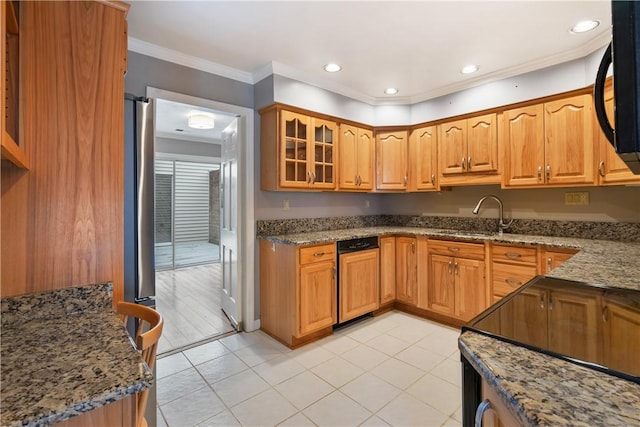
336, 237, 380, 327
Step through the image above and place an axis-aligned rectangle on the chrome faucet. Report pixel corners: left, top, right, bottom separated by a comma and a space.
472, 195, 513, 235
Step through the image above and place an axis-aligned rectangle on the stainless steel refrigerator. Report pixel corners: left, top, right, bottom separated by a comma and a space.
123, 93, 157, 425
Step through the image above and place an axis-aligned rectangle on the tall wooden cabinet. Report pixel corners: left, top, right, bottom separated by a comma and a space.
1, 1, 129, 302
379, 236, 397, 305
338, 124, 374, 191
395, 236, 417, 305
376, 130, 408, 190
503, 94, 596, 188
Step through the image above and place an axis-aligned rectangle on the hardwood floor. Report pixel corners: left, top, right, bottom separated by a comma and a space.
155, 263, 234, 355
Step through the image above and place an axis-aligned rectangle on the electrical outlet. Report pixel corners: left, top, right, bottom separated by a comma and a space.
565, 191, 589, 206
365, 200, 370, 208
283, 199, 290, 211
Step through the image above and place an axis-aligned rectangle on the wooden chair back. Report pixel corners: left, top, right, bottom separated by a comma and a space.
116, 301, 163, 427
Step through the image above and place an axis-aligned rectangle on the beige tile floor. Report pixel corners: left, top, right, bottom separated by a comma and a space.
156, 311, 463, 427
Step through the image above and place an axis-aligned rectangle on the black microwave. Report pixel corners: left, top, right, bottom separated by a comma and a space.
594, 0, 640, 174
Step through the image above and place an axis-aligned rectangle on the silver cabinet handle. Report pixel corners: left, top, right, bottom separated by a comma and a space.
598, 161, 606, 177
468, 156, 472, 169
431, 174, 435, 185
448, 246, 460, 252
461, 157, 467, 171
358, 175, 362, 186
505, 252, 521, 259
474, 399, 491, 427
546, 165, 551, 181
454, 262, 459, 275
537, 165, 543, 180
549, 295, 553, 311
505, 278, 522, 286
307, 171, 312, 184
411, 241, 415, 253
547, 257, 552, 272
602, 305, 609, 322
448, 260, 453, 274
404, 175, 408, 186
540, 294, 545, 309
313, 251, 325, 257
311, 172, 316, 184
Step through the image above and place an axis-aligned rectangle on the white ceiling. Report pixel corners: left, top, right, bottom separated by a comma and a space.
155, 98, 237, 143
127, 1, 611, 105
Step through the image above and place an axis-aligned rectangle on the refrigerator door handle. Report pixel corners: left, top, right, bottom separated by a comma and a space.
136, 98, 156, 301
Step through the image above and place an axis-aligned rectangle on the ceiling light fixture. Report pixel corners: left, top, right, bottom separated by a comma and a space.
461, 65, 479, 74
384, 88, 398, 95
323, 63, 341, 73
187, 113, 215, 129
570, 20, 600, 34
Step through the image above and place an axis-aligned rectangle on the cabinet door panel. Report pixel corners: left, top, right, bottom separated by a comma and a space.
396, 237, 416, 304
454, 258, 486, 321
467, 113, 498, 173
280, 111, 310, 188
379, 236, 396, 304
439, 120, 466, 175
338, 124, 358, 189
310, 118, 336, 189
376, 131, 408, 190
299, 261, 336, 336
428, 254, 455, 315
548, 290, 600, 362
409, 126, 438, 190
504, 288, 548, 348
544, 95, 595, 185
357, 128, 374, 190
339, 249, 380, 322
503, 105, 545, 186
603, 301, 640, 375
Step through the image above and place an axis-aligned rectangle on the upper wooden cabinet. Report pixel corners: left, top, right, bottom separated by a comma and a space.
338, 124, 374, 191
0, 1, 28, 169
438, 113, 499, 185
408, 126, 438, 191
376, 130, 408, 190
261, 107, 337, 191
596, 80, 640, 185
503, 94, 596, 188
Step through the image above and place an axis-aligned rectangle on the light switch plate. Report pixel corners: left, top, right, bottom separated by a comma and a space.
565, 191, 589, 206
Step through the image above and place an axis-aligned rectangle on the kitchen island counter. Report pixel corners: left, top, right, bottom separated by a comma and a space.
0, 283, 152, 427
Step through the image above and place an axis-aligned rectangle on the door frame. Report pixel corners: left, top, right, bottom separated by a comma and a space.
146, 87, 257, 332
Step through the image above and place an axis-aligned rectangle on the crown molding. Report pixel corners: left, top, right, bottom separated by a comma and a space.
128, 37, 254, 84
130, 30, 610, 107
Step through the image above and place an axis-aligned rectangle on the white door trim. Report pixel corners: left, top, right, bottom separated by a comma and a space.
146, 87, 257, 332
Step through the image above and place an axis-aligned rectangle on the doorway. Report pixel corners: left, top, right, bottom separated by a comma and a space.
150, 91, 251, 355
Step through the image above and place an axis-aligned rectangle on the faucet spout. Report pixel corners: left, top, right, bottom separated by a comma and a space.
472, 195, 513, 234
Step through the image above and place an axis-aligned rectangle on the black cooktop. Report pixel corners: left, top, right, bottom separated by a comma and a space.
463, 276, 640, 384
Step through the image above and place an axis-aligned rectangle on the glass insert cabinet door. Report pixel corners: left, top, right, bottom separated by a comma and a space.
279, 110, 336, 189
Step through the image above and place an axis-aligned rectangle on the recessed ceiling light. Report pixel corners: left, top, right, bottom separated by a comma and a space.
461, 65, 479, 74
323, 63, 341, 73
384, 88, 398, 95
570, 20, 600, 34
188, 113, 215, 129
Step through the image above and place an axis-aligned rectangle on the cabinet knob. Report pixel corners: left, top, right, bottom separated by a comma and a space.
431, 174, 435, 185
474, 399, 492, 427
454, 262, 459, 275
537, 166, 543, 180
545, 165, 551, 181
547, 257, 552, 271
468, 156, 472, 169
598, 161, 606, 177
461, 157, 467, 171
404, 175, 408, 186
448, 260, 453, 274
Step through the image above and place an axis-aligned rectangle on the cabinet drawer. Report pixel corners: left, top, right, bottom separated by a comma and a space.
492, 262, 537, 297
491, 244, 537, 265
300, 244, 336, 264
428, 239, 485, 260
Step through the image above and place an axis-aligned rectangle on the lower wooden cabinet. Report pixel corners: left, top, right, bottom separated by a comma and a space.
260, 240, 337, 347
542, 248, 577, 274
490, 244, 539, 302
339, 248, 380, 323
602, 300, 640, 375
426, 239, 487, 322
476, 380, 520, 427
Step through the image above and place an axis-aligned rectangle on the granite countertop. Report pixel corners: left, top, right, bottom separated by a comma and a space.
260, 226, 640, 291
260, 225, 640, 425
0, 283, 153, 427
459, 332, 640, 426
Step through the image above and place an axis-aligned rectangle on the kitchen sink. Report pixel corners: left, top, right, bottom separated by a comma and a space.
440, 229, 497, 238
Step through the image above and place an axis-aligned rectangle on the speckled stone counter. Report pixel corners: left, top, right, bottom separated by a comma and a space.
259, 226, 640, 291
459, 332, 640, 426
0, 283, 153, 427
